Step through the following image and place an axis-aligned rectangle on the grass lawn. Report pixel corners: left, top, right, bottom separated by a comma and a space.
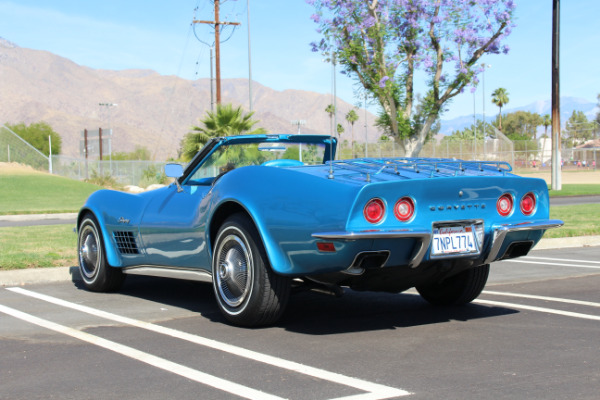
546, 204, 600, 238
0, 168, 101, 215
0, 225, 77, 269
0, 167, 598, 270
548, 184, 600, 197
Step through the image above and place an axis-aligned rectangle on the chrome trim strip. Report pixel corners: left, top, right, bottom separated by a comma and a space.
312, 229, 430, 240
484, 219, 564, 264
122, 266, 213, 283
312, 229, 431, 269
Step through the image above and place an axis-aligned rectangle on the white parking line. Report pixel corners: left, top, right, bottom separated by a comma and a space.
0, 304, 285, 400
474, 299, 600, 321
524, 256, 600, 265
6, 287, 411, 400
501, 259, 600, 269
483, 291, 600, 308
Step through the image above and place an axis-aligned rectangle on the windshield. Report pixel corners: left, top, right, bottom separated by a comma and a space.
186, 141, 327, 185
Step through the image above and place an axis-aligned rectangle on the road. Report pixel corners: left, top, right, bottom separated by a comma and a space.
1, 246, 599, 399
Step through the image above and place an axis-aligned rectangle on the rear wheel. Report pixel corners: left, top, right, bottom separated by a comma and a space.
416, 264, 490, 305
212, 214, 290, 327
78, 214, 125, 292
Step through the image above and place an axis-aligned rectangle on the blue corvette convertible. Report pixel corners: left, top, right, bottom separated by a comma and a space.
77, 134, 562, 326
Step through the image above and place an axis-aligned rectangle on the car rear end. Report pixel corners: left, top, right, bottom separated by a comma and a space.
312, 159, 562, 285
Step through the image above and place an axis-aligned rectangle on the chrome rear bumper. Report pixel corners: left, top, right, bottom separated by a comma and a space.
312, 219, 563, 269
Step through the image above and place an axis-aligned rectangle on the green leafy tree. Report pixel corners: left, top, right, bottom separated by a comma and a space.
595, 94, 600, 136
442, 121, 486, 143
496, 111, 543, 139
491, 88, 509, 130
112, 146, 152, 160
506, 132, 538, 158
309, 0, 516, 156
596, 94, 600, 126
564, 110, 595, 146
6, 122, 62, 156
181, 104, 266, 161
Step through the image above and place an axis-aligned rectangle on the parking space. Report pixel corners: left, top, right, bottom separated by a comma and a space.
1, 246, 599, 399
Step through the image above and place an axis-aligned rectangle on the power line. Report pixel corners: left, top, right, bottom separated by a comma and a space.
193, 0, 240, 105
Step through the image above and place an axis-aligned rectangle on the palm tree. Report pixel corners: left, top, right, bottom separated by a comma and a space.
336, 123, 344, 138
541, 114, 551, 164
491, 88, 509, 131
181, 103, 266, 161
345, 109, 359, 156
541, 114, 551, 137
325, 104, 336, 136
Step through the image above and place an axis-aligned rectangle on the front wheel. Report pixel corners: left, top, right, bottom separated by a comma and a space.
78, 214, 125, 292
416, 264, 490, 305
212, 214, 290, 327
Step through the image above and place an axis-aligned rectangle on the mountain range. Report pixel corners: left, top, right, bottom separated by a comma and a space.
0, 37, 378, 160
439, 97, 598, 136
1, 37, 597, 159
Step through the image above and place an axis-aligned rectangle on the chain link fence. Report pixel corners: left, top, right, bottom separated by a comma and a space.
50, 156, 167, 187
4, 123, 598, 185
0, 124, 50, 171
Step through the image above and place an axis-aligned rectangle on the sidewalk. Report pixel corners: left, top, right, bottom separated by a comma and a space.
0, 213, 77, 222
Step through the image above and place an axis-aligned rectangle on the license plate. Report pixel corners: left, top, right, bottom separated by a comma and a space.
431, 226, 479, 256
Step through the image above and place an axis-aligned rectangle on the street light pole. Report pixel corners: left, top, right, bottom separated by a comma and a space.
291, 120, 306, 162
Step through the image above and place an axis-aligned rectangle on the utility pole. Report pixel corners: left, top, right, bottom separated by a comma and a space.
247, 0, 253, 111
193, 0, 240, 105
551, 0, 562, 190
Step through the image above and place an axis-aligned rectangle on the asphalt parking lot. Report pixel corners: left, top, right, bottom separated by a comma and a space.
1, 245, 599, 400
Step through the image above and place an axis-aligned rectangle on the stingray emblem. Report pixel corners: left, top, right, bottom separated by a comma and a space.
118, 217, 130, 224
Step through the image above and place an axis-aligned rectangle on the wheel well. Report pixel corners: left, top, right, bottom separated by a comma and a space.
77, 209, 95, 230
209, 202, 253, 249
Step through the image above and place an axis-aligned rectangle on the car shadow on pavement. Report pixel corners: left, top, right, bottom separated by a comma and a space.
70, 269, 518, 333
70, 270, 225, 322
278, 289, 518, 335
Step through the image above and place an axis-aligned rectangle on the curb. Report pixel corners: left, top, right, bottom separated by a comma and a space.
1, 236, 599, 287
533, 235, 600, 250
1, 266, 82, 287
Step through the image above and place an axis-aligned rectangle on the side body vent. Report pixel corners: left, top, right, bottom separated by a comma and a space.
113, 231, 140, 255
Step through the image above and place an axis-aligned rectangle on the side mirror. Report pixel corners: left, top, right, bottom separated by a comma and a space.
165, 163, 183, 178
165, 163, 184, 192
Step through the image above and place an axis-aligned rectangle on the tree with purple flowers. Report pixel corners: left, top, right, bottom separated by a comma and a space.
308, 0, 516, 156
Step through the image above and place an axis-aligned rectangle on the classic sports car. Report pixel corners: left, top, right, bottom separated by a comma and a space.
77, 134, 562, 326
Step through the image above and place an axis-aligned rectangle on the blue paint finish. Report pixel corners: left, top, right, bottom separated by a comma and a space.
78, 134, 561, 279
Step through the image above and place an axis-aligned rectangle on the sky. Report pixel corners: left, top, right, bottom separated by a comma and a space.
1, 0, 599, 121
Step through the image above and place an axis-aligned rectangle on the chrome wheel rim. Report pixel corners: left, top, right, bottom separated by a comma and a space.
214, 230, 252, 308
79, 225, 99, 279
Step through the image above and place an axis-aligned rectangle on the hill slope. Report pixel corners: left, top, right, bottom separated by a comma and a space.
0, 38, 378, 160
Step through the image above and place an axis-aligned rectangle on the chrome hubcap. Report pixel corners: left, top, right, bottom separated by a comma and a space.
79, 226, 99, 278
215, 231, 252, 308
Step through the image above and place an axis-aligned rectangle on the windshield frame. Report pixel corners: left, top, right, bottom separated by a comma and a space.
179, 134, 337, 186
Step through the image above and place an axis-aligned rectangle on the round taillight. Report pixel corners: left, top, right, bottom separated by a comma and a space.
497, 193, 513, 217
394, 197, 415, 222
520, 192, 536, 215
364, 198, 385, 224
